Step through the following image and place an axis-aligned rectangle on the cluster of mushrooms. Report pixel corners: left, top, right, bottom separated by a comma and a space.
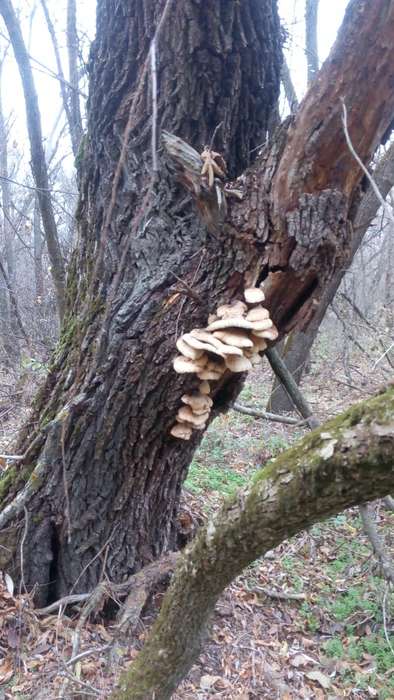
170, 287, 278, 440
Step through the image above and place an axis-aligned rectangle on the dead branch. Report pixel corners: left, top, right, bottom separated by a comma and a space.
265, 348, 319, 428
359, 504, 394, 584
233, 403, 304, 425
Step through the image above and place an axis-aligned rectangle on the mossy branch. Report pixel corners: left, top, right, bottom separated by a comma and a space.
111, 387, 394, 700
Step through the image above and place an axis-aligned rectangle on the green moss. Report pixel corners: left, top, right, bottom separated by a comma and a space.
0, 467, 17, 502
75, 132, 88, 170
252, 387, 394, 489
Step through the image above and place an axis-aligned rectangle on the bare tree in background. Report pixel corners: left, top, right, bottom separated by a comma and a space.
0, 0, 66, 320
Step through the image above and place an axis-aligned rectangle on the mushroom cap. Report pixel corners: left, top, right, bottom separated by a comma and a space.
205, 358, 226, 371
213, 329, 253, 348
176, 336, 204, 360
199, 381, 211, 395
252, 326, 279, 341
173, 355, 207, 373
206, 317, 254, 331
197, 368, 224, 380
181, 393, 213, 412
246, 306, 270, 322
216, 301, 247, 318
224, 355, 253, 372
244, 287, 265, 304
170, 423, 193, 440
177, 405, 210, 426
249, 318, 273, 331
187, 330, 243, 357
184, 334, 222, 356
250, 334, 268, 351
243, 347, 258, 359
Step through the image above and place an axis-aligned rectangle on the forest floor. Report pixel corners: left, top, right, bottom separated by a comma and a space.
0, 333, 393, 699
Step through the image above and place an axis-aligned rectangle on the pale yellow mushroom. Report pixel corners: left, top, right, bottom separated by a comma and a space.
176, 336, 204, 360
246, 306, 270, 321
206, 317, 254, 332
177, 405, 210, 427
199, 381, 211, 395
170, 423, 193, 440
213, 328, 253, 348
224, 355, 253, 372
244, 287, 265, 304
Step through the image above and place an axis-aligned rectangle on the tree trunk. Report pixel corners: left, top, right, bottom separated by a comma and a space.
66, 0, 83, 156
1, 0, 394, 607
0, 0, 282, 603
0, 58, 20, 361
113, 386, 394, 700
268, 138, 394, 413
0, 0, 66, 321
305, 0, 319, 85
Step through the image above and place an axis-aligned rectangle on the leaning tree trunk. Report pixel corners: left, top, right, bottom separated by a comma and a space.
0, 0, 282, 602
268, 139, 394, 414
1, 0, 394, 606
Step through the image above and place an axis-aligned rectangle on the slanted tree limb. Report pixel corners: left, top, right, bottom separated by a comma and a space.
265, 348, 319, 428
111, 387, 394, 700
359, 504, 394, 584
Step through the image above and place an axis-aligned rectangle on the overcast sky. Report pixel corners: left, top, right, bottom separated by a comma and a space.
0, 0, 349, 174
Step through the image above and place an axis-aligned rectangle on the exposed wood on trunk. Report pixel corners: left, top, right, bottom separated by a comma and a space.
0, 0, 282, 602
0, 0, 66, 320
1, 0, 394, 607
273, 0, 394, 211
269, 138, 394, 413
112, 388, 394, 700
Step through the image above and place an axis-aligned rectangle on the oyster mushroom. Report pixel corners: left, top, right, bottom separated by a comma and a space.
206, 317, 254, 332
252, 326, 279, 341
173, 355, 207, 374
213, 328, 253, 348
249, 318, 273, 332
224, 355, 253, 372
250, 334, 268, 351
177, 405, 210, 427
216, 301, 247, 318
181, 393, 213, 413
244, 287, 265, 304
170, 423, 193, 440
246, 306, 270, 322
185, 331, 243, 357
199, 381, 211, 395
176, 336, 204, 360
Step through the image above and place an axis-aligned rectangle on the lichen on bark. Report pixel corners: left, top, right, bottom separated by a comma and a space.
112, 387, 394, 700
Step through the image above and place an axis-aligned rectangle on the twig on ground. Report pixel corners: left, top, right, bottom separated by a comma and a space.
233, 402, 305, 425
255, 586, 306, 601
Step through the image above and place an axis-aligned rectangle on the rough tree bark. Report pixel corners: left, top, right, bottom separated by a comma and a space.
0, 0, 393, 606
0, 0, 66, 320
268, 140, 394, 413
112, 386, 394, 699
